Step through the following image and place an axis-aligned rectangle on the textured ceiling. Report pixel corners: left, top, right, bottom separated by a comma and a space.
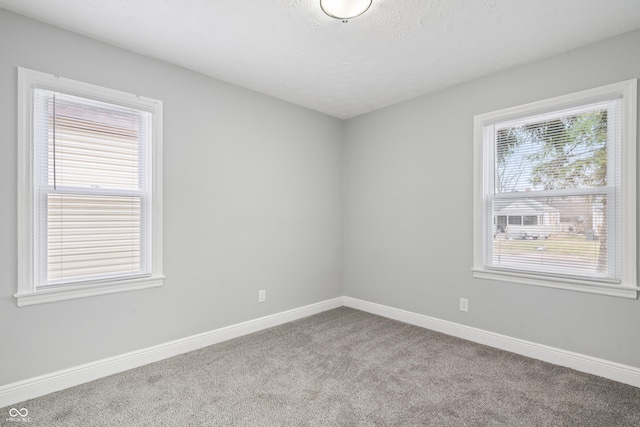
2, 0, 640, 119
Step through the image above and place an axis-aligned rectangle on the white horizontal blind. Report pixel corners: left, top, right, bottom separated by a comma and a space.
485, 99, 621, 281
33, 89, 152, 287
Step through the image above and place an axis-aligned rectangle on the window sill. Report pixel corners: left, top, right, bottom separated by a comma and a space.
472, 268, 639, 299
15, 275, 165, 307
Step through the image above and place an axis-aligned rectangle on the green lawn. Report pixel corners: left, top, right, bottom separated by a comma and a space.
494, 233, 601, 262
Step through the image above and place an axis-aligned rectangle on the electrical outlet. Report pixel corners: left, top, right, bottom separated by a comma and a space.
259, 289, 266, 303
459, 298, 468, 312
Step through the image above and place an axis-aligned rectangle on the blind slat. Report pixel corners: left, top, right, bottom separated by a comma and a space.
487, 99, 620, 280
35, 88, 151, 286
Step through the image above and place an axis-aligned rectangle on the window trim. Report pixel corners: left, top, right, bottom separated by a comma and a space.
16, 67, 164, 306
472, 80, 638, 299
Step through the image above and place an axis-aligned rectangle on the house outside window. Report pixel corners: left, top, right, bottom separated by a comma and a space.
473, 80, 637, 298
17, 68, 164, 306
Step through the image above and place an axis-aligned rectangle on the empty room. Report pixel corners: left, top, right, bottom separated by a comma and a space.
1, 0, 640, 425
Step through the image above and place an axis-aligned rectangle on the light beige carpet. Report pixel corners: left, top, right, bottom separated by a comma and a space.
3, 307, 639, 426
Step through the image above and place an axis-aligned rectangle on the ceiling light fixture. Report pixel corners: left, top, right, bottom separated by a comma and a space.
320, 0, 372, 22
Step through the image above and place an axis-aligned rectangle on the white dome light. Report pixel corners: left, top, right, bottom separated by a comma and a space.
320, 0, 373, 20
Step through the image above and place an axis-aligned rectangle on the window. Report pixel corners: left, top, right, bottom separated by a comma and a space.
473, 80, 637, 298
508, 216, 522, 226
17, 68, 164, 306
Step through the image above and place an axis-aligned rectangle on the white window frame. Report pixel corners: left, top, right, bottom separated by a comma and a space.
473, 80, 638, 299
17, 67, 164, 306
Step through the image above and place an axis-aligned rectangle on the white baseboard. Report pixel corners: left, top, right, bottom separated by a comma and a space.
0, 297, 344, 408
3, 295, 637, 408
343, 296, 640, 388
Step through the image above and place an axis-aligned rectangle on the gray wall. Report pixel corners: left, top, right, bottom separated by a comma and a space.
344, 29, 640, 368
2, 7, 639, 389
0, 10, 343, 385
